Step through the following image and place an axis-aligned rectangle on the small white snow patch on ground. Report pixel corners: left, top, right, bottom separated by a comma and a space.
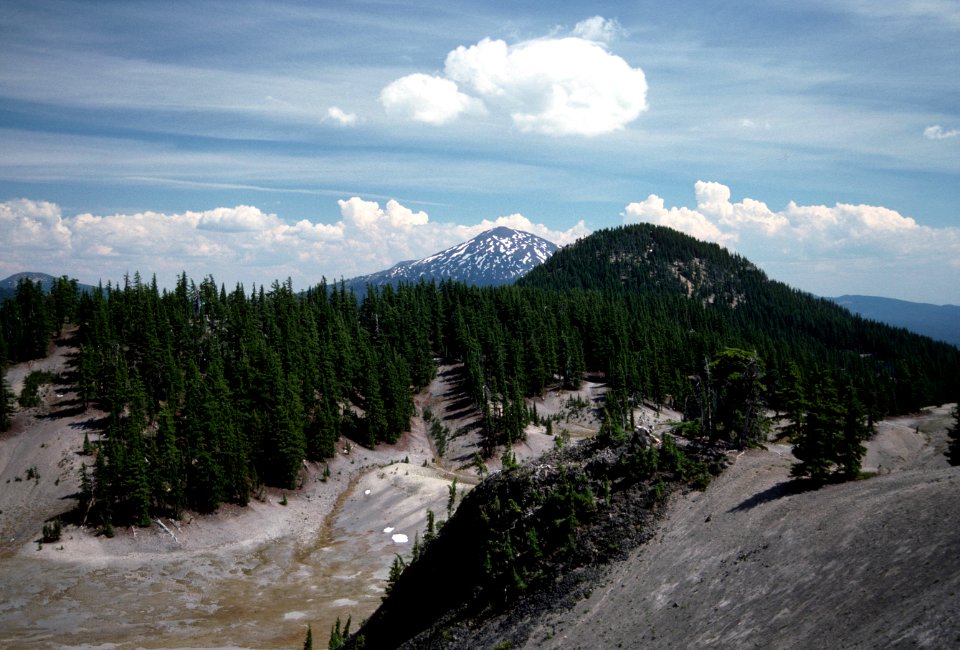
391, 533, 409, 544
364, 489, 371, 495
283, 611, 307, 620
383, 527, 394, 533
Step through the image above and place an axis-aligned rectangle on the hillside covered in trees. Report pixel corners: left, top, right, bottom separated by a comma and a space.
1, 224, 958, 535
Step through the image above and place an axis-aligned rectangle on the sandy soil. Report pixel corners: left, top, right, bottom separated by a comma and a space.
0, 340, 467, 649
525, 404, 960, 649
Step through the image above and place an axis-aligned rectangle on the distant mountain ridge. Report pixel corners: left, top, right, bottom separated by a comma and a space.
830, 295, 960, 348
342, 226, 558, 292
0, 272, 96, 302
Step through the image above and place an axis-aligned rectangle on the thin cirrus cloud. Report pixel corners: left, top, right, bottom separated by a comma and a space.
0, 196, 585, 289
379, 17, 648, 136
623, 181, 960, 301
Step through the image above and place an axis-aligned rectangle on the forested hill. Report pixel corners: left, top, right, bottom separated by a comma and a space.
519, 223, 764, 301
0, 272, 95, 303
518, 223, 960, 409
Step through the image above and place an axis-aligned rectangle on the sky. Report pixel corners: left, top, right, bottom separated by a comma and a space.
1, 1, 958, 303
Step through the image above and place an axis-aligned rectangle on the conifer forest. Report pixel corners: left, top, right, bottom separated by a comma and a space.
1, 225, 958, 532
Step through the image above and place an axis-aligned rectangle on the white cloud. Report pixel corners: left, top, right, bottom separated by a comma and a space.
197, 205, 273, 232
572, 16, 624, 44
337, 196, 429, 231
0, 197, 586, 291
623, 181, 960, 302
0, 198, 72, 251
923, 124, 960, 140
379, 73, 483, 125
453, 213, 589, 247
381, 23, 647, 137
326, 106, 358, 126
624, 194, 732, 244
287, 219, 345, 242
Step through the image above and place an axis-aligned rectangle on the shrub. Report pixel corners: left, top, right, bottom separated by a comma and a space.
42, 517, 62, 543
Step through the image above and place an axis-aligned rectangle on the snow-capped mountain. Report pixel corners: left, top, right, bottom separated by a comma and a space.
343, 227, 558, 291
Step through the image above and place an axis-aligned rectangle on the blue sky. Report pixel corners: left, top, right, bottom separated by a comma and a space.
1, 1, 958, 302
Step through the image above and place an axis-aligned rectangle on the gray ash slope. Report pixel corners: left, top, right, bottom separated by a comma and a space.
342, 227, 557, 292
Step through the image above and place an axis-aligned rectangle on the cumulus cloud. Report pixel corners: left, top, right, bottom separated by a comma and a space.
380, 19, 648, 136
452, 213, 589, 247
572, 16, 624, 43
623, 181, 960, 302
0, 198, 72, 251
197, 205, 273, 232
326, 106, 358, 126
923, 124, 960, 140
380, 73, 484, 125
0, 196, 586, 291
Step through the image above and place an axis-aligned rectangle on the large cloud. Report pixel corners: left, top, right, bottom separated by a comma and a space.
0, 197, 585, 291
380, 18, 648, 136
624, 181, 960, 302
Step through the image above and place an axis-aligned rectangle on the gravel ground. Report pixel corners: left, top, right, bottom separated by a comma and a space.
525, 407, 960, 649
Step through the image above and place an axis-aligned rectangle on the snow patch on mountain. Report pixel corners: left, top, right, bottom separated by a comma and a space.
343, 227, 558, 291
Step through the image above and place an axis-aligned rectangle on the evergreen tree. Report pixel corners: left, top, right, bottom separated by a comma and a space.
710, 348, 767, 448
835, 384, 871, 479
152, 404, 185, 517
790, 372, 868, 485
790, 373, 841, 485
0, 371, 12, 432
946, 405, 960, 466
49, 275, 79, 337
384, 554, 406, 598
273, 372, 307, 489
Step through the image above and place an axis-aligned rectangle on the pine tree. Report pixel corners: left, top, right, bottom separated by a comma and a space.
152, 404, 185, 517
790, 374, 841, 485
0, 371, 12, 432
946, 404, 960, 466
274, 371, 307, 489
710, 348, 767, 448
384, 554, 406, 599
789, 372, 868, 485
836, 384, 871, 479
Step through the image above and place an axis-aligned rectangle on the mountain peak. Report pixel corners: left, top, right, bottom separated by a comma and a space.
343, 227, 558, 291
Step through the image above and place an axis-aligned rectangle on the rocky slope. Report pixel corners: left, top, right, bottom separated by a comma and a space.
352, 406, 959, 649
526, 441, 959, 649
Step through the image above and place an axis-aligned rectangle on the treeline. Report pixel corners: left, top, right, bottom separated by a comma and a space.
69, 273, 435, 528
2, 224, 958, 526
